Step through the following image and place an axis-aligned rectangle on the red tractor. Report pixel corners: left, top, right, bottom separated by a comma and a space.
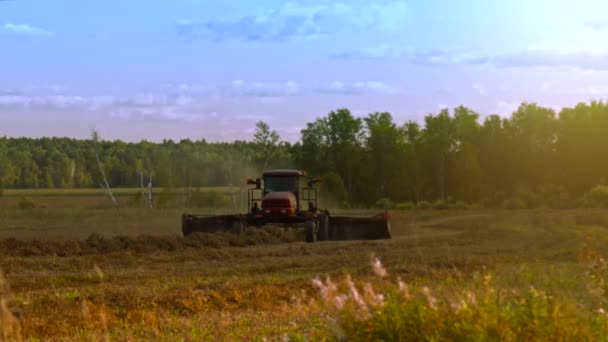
182, 169, 391, 242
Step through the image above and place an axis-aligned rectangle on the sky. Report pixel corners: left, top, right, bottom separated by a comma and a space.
1, 0, 608, 142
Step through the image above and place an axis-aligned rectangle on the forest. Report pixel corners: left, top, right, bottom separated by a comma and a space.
1, 100, 608, 208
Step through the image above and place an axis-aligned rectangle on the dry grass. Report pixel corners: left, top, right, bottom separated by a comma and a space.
2, 205, 608, 339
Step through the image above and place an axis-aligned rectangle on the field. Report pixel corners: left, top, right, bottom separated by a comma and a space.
3, 190, 608, 340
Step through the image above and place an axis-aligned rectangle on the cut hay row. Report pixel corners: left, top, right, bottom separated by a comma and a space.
0, 227, 303, 257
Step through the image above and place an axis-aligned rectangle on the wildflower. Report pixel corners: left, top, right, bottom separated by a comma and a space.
398, 279, 412, 300
370, 256, 388, 278
422, 286, 438, 310
332, 294, 347, 310
312, 277, 323, 290
346, 275, 366, 308
363, 283, 385, 307
451, 299, 467, 313
312, 276, 337, 303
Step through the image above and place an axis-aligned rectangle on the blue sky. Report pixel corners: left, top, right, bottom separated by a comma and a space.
1, 0, 608, 142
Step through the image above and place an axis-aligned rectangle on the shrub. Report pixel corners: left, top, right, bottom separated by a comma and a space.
396, 202, 415, 210
416, 200, 431, 210
583, 185, 608, 208
375, 198, 395, 210
540, 184, 573, 209
480, 197, 494, 208
467, 202, 483, 209
431, 199, 449, 210
480, 191, 508, 208
517, 188, 541, 209
17, 197, 35, 210
501, 197, 526, 210
450, 200, 469, 210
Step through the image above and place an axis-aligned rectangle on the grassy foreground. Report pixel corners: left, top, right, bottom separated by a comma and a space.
2, 208, 608, 340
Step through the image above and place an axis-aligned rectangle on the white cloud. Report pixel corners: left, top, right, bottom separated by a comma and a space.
414, 48, 608, 71
0, 94, 114, 109
175, 1, 408, 42
317, 81, 396, 95
0, 80, 402, 123
331, 44, 410, 59
110, 106, 204, 122
228, 80, 301, 98
3, 23, 52, 36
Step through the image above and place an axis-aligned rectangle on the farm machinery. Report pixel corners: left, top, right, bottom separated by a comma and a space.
182, 169, 391, 242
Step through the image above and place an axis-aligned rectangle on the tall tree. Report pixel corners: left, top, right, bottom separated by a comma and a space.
422, 109, 455, 200
364, 112, 403, 200
253, 121, 280, 170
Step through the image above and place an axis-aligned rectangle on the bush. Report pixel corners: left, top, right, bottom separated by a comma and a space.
481, 191, 508, 208
17, 197, 35, 210
517, 188, 541, 209
501, 197, 526, 210
416, 200, 431, 210
450, 200, 469, 210
375, 198, 395, 210
431, 199, 449, 210
467, 202, 483, 209
583, 185, 608, 208
540, 184, 573, 209
396, 202, 415, 210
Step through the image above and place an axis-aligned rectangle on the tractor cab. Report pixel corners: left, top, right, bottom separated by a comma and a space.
248, 169, 319, 217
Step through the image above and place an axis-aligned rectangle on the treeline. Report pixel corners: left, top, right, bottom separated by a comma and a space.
0, 125, 293, 191
297, 101, 608, 208
2, 101, 608, 207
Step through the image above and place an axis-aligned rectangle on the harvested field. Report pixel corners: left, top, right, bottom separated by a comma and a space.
3, 200, 608, 339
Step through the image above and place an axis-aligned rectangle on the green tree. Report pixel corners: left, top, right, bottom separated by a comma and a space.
253, 121, 281, 170
364, 112, 404, 201
421, 109, 455, 200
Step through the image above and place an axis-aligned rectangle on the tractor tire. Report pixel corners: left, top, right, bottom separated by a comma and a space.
305, 221, 317, 243
317, 214, 329, 241
232, 221, 245, 235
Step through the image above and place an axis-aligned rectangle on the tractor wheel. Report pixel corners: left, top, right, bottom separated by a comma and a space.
305, 221, 317, 243
317, 214, 329, 241
232, 221, 245, 235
